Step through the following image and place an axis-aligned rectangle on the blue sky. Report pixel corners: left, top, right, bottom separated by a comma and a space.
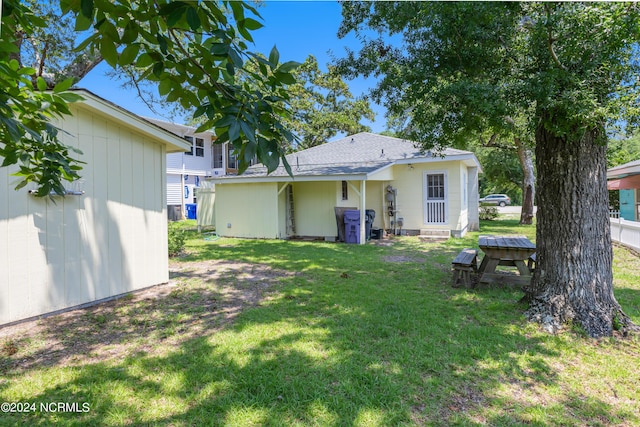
80, 1, 388, 133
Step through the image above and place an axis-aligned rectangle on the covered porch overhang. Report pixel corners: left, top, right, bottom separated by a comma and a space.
607, 174, 640, 190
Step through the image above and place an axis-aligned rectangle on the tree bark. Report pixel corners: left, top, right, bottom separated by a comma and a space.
515, 138, 535, 225
525, 114, 637, 337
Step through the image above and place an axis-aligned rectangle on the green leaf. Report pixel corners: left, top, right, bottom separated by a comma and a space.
74, 13, 92, 31
53, 78, 75, 93
214, 115, 235, 128
242, 17, 263, 31
158, 78, 174, 96
229, 1, 245, 23
228, 49, 244, 68
36, 77, 47, 91
229, 121, 240, 142
277, 61, 301, 73
186, 7, 201, 31
80, 0, 94, 19
157, 34, 168, 54
57, 92, 84, 103
119, 44, 140, 66
152, 61, 164, 77
14, 180, 29, 191
136, 53, 154, 68
120, 21, 139, 44
274, 71, 296, 85
269, 45, 280, 68
237, 25, 254, 43
100, 40, 119, 67
239, 120, 256, 143
209, 43, 229, 56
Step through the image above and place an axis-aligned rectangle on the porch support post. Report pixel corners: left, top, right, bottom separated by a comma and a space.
468, 167, 479, 231
360, 180, 366, 244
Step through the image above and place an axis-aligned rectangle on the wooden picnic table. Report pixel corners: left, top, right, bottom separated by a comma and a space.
478, 235, 536, 287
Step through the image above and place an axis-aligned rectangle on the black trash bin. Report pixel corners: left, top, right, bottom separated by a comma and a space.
365, 209, 375, 240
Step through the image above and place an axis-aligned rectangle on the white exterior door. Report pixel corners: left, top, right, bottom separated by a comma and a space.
423, 171, 448, 224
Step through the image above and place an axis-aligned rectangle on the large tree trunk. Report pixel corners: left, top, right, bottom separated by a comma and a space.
525, 116, 636, 337
515, 138, 535, 225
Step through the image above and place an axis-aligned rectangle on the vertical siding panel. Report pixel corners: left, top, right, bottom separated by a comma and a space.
63, 193, 83, 307
156, 145, 168, 283
62, 111, 83, 308
6, 175, 30, 321
130, 137, 144, 290
143, 140, 154, 287
76, 112, 94, 306
107, 126, 123, 298
119, 132, 134, 295
43, 190, 65, 313
92, 131, 110, 300
0, 166, 10, 323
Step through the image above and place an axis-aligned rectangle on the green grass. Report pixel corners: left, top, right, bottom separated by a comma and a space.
1, 218, 639, 426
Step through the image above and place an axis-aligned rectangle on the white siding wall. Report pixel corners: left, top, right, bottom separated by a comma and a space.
0, 104, 169, 325
167, 174, 182, 205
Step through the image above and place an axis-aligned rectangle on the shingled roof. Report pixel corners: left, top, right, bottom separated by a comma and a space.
214, 132, 479, 181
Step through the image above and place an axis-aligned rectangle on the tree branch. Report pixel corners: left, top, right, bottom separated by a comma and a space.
545, 4, 567, 71
480, 133, 513, 150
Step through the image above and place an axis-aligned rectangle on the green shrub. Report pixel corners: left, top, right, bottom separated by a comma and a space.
479, 204, 499, 220
168, 223, 186, 257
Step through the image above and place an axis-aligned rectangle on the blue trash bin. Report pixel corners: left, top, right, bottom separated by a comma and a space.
185, 203, 197, 220
343, 210, 361, 244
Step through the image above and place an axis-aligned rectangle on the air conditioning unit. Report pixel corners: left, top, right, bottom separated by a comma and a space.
214, 170, 220, 176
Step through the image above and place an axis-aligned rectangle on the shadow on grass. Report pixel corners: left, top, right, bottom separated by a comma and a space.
1, 235, 637, 426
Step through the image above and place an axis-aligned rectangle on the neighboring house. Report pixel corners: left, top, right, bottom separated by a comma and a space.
608, 159, 640, 221
209, 132, 482, 243
0, 90, 191, 325
145, 119, 235, 219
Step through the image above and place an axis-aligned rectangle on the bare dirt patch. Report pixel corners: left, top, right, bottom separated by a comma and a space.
383, 255, 427, 263
0, 259, 293, 374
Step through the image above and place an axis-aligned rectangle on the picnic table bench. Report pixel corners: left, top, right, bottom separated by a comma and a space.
451, 248, 478, 288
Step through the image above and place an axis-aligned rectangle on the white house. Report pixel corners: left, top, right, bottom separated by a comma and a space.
144, 119, 233, 219
0, 90, 191, 325
209, 133, 482, 243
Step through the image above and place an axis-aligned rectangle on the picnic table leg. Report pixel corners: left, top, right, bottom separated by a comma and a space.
478, 254, 489, 273
479, 257, 500, 283
514, 260, 531, 277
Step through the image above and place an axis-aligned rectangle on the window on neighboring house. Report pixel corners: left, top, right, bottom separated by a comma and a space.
194, 137, 204, 157
184, 135, 205, 157
212, 143, 223, 169
184, 136, 194, 155
227, 147, 238, 170
342, 181, 348, 200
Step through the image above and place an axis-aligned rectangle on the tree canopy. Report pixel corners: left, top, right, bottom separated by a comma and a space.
283, 55, 374, 151
1, 0, 299, 195
338, 2, 640, 337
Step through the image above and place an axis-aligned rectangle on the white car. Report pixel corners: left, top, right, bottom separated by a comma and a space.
479, 194, 511, 207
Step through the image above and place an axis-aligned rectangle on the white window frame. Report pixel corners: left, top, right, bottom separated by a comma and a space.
184, 135, 205, 157
423, 170, 448, 225
194, 137, 205, 157
212, 143, 224, 169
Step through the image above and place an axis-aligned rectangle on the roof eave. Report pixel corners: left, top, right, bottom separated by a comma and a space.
209, 173, 369, 184
71, 89, 192, 152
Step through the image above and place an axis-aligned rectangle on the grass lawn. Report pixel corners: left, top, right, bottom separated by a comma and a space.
1, 218, 639, 426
